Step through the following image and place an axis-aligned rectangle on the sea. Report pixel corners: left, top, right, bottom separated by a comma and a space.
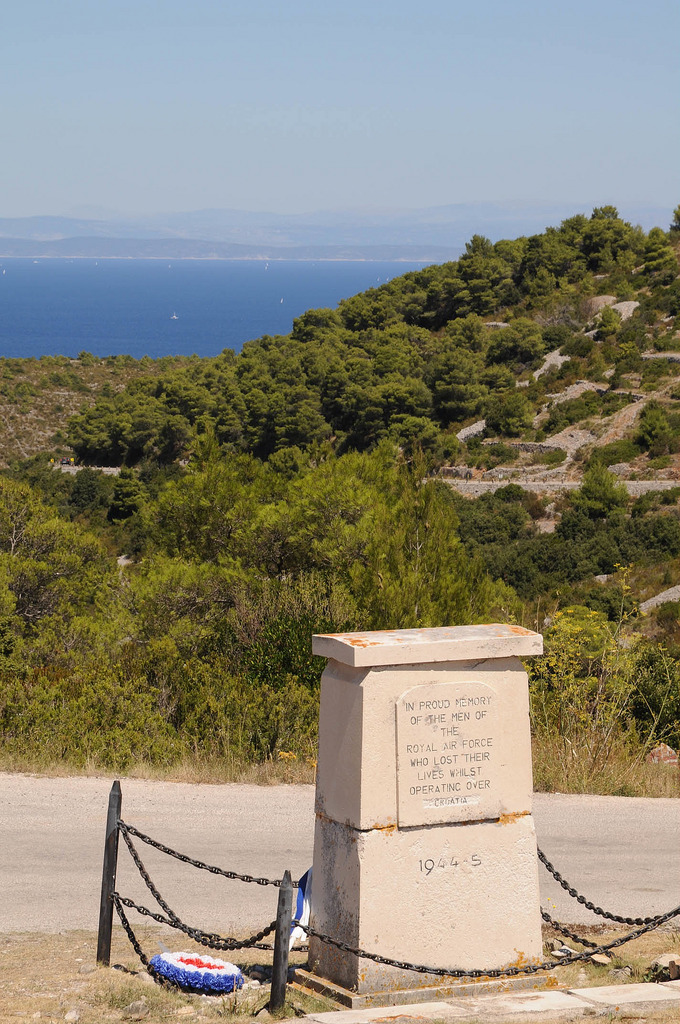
0, 258, 430, 360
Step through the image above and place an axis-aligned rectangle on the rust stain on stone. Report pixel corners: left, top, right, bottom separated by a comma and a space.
504, 950, 541, 971
504, 624, 535, 636
497, 810, 530, 825
372, 1016, 431, 1022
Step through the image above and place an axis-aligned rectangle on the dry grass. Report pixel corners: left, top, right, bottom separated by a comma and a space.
531, 733, 680, 798
0, 928, 330, 1024
0, 754, 317, 787
0, 924, 678, 1024
540, 921, 680, 989
3, 741, 677, 796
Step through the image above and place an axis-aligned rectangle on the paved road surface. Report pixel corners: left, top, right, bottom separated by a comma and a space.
1, 774, 678, 934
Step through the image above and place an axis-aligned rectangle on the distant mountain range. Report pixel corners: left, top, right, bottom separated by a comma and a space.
0, 202, 672, 260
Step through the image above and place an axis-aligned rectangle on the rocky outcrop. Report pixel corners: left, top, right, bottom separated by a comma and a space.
647, 743, 678, 766
542, 427, 598, 455
533, 349, 571, 379
642, 351, 680, 363
456, 419, 486, 441
584, 295, 617, 316
610, 300, 640, 321
639, 585, 680, 614
546, 380, 608, 404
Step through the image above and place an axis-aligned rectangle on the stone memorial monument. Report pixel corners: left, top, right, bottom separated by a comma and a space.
305, 624, 544, 1004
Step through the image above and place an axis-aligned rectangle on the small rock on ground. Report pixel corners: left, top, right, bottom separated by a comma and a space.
64, 1012, 80, 1023
651, 953, 680, 980
122, 1000, 149, 1020
134, 971, 156, 986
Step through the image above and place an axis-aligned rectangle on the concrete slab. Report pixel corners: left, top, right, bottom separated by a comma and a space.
461, 990, 587, 1016
299, 981, 680, 1024
569, 982, 680, 1006
305, 1001, 457, 1024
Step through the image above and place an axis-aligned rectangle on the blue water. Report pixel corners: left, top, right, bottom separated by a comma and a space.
0, 258, 429, 359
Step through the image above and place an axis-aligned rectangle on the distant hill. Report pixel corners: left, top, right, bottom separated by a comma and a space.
0, 236, 461, 262
0, 201, 672, 260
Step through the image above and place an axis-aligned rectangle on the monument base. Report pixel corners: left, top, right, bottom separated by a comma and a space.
310, 813, 542, 993
292, 968, 559, 1009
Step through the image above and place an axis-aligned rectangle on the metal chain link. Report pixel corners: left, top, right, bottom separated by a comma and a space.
299, 898, 680, 979
119, 825, 277, 951
540, 909, 599, 950
118, 820, 298, 888
112, 894, 164, 984
537, 847, 672, 926
114, 893, 276, 950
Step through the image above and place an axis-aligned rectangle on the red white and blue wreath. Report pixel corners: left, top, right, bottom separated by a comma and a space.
149, 952, 244, 993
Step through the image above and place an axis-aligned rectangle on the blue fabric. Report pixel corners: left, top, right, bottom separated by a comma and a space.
295, 868, 309, 923
290, 866, 312, 949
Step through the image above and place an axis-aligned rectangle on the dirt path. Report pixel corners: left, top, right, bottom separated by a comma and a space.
1, 774, 678, 934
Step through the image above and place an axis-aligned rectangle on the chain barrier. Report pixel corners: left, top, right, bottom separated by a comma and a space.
298, 899, 680, 979
118, 824, 277, 951
114, 893, 277, 950
112, 895, 163, 983
540, 909, 598, 950
537, 847, 672, 926
118, 820, 297, 889
113, 818, 680, 984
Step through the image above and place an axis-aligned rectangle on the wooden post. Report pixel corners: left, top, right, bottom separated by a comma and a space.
96, 780, 122, 966
269, 869, 294, 1012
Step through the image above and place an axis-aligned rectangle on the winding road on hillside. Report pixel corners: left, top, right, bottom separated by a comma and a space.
1, 774, 678, 936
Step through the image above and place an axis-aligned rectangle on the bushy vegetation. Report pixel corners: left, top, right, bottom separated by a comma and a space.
530, 606, 680, 794
451, 469, 680, 598
0, 447, 513, 771
63, 207, 675, 466
1, 205, 679, 789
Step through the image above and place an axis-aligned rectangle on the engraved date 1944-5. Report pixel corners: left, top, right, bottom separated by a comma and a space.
419, 854, 481, 875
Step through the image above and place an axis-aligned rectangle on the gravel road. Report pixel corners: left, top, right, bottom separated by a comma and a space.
1, 774, 678, 934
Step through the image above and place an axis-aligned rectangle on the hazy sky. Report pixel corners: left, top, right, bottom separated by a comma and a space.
2, 0, 678, 218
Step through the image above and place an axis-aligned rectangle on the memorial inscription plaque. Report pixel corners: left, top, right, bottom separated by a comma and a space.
396, 680, 500, 826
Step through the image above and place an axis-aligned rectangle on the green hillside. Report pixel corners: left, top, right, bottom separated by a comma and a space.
1, 205, 679, 792
60, 205, 679, 465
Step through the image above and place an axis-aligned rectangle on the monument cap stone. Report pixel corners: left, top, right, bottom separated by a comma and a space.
312, 623, 542, 668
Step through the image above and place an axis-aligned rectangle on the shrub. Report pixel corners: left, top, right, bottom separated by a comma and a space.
589, 439, 642, 467
530, 448, 567, 466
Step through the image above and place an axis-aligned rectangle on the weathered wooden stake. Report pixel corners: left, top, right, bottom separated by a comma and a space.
96, 780, 122, 966
269, 869, 294, 1012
